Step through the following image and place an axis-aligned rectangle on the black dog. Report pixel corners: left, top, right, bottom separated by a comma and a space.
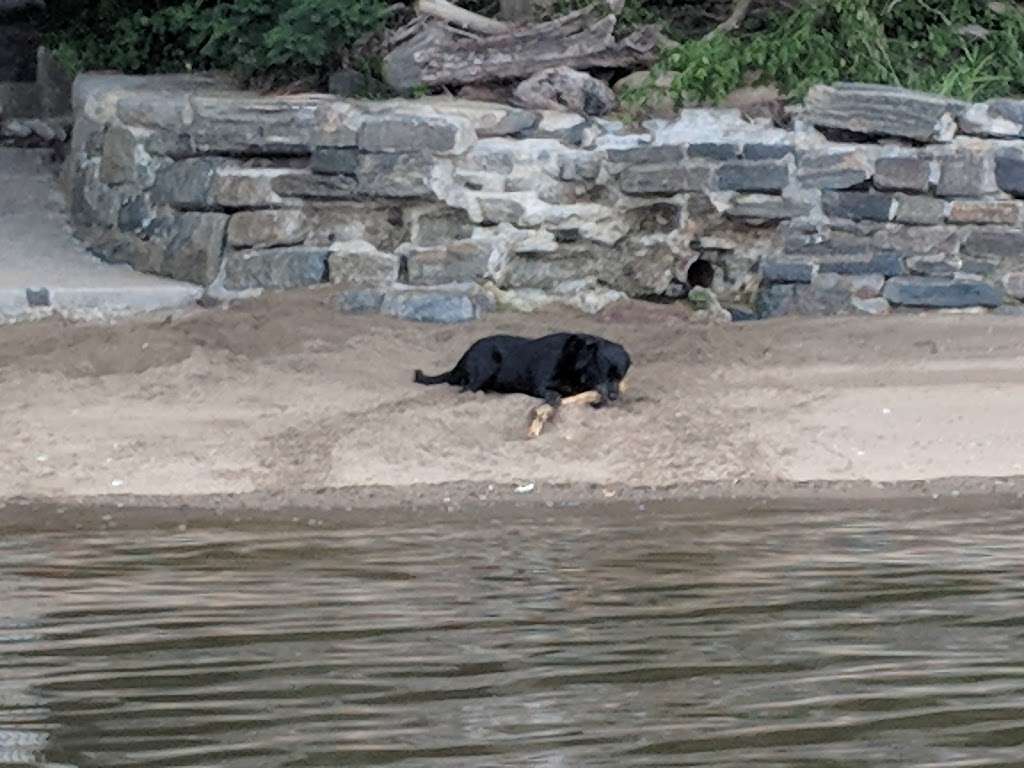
414, 333, 631, 408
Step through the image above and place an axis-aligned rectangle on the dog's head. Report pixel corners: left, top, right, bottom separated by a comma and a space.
565, 335, 631, 405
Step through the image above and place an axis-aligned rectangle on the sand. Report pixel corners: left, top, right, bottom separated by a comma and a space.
1, 287, 1023, 525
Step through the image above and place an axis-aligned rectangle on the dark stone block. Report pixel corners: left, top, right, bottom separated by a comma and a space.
605, 145, 683, 164
620, 164, 711, 195
311, 147, 359, 175
822, 191, 894, 222
873, 157, 931, 193
762, 259, 816, 284
25, 287, 49, 307
883, 277, 1002, 308
961, 228, 1024, 260
743, 143, 794, 160
223, 247, 330, 291
716, 161, 789, 193
816, 251, 905, 277
688, 143, 740, 160
936, 154, 997, 198
995, 153, 1024, 197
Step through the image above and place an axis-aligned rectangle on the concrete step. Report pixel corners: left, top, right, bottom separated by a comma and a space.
0, 148, 203, 321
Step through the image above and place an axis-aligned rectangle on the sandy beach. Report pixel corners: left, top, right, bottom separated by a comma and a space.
2, 288, 1023, 528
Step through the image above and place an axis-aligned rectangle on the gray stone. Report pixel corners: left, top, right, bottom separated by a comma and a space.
311, 147, 359, 175
875, 225, 959, 256
227, 210, 309, 248
478, 197, 525, 225
117, 194, 153, 233
328, 68, 373, 98
70, 163, 120, 228
962, 228, 1024, 261
757, 272, 887, 317
803, 82, 962, 143
883, 277, 1002, 308
381, 285, 493, 324
894, 194, 946, 225
905, 252, 961, 277
98, 127, 137, 186
190, 95, 322, 155
142, 212, 229, 285
822, 191, 895, 222
306, 204, 406, 251
211, 168, 287, 208
743, 143, 794, 160
817, 251, 905, 277
223, 247, 329, 290
1002, 272, 1024, 300
328, 240, 399, 286
725, 194, 810, 221
624, 203, 681, 233
414, 208, 474, 246
936, 153, 997, 197
357, 114, 470, 154
716, 161, 789, 193
153, 158, 222, 209
115, 90, 189, 131
619, 163, 710, 195
605, 145, 683, 164
947, 200, 1022, 225
25, 287, 49, 307
405, 241, 491, 285
513, 66, 616, 116
271, 172, 360, 200
357, 152, 435, 198
688, 143, 740, 160
995, 154, 1024, 197
851, 296, 891, 315
957, 102, 1023, 139
762, 259, 817, 284
797, 151, 870, 190
873, 157, 931, 193
335, 287, 384, 313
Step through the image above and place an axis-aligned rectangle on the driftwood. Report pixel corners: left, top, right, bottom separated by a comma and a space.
383, 6, 659, 92
527, 377, 630, 439
416, 0, 511, 35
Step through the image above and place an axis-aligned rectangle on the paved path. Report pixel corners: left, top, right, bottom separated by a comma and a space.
0, 148, 201, 321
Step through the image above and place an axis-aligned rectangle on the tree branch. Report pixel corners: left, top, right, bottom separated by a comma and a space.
703, 0, 753, 39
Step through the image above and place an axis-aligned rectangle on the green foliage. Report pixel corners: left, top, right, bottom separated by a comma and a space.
643, 0, 1024, 107
44, 0, 390, 87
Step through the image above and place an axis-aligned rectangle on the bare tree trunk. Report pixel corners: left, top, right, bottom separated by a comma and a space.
499, 0, 532, 22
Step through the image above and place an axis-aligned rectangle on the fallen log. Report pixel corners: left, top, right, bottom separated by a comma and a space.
382, 7, 659, 93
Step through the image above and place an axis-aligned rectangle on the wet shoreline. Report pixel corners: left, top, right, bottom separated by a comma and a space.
4, 474, 1023, 533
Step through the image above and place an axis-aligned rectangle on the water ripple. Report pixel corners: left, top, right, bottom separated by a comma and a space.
1, 504, 1024, 766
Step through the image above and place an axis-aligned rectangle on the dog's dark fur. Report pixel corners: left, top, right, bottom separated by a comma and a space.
414, 333, 631, 408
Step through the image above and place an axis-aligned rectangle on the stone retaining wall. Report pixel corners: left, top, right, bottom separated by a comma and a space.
66, 74, 1024, 320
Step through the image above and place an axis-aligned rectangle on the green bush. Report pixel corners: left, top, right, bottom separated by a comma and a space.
44, 0, 390, 87
644, 0, 1024, 107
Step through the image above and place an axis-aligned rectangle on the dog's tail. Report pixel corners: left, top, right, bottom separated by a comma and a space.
413, 369, 452, 386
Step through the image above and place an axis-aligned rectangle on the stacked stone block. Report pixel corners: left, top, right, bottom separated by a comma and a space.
66, 75, 1024, 320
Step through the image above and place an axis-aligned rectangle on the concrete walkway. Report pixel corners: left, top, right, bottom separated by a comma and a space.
0, 148, 201, 321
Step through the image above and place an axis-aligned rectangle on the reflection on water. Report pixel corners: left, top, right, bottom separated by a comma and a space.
2, 503, 1024, 767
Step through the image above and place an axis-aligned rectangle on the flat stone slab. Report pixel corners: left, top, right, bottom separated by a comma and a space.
0, 148, 201, 321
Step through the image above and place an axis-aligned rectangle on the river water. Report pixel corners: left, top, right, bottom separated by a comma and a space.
2, 502, 1023, 767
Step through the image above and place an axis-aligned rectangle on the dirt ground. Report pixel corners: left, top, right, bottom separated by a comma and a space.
2, 288, 1023, 521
